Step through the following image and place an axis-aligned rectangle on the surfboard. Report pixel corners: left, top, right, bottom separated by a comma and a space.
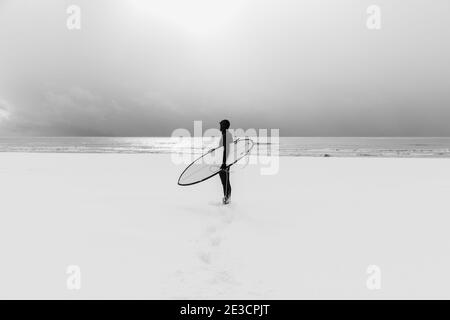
177, 138, 254, 186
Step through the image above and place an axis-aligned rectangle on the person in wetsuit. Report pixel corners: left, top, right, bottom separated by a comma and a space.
219, 119, 233, 204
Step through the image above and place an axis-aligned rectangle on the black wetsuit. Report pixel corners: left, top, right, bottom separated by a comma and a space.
219, 167, 231, 198
219, 130, 231, 198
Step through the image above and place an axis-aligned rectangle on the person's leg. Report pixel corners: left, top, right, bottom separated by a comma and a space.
226, 168, 231, 198
219, 170, 227, 197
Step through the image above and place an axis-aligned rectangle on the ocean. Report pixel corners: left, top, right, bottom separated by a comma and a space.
1, 137, 450, 158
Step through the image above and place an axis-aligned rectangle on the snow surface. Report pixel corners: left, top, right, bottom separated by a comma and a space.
1, 153, 450, 299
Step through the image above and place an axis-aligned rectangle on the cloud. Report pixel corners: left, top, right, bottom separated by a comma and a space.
0, 85, 192, 136
2, 0, 450, 136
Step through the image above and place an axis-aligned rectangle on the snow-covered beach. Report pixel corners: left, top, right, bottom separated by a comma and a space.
1, 153, 450, 299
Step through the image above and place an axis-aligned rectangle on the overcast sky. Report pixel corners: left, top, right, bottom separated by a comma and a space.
0, 0, 449, 136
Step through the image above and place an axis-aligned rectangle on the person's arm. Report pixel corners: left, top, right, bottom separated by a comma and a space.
221, 131, 227, 169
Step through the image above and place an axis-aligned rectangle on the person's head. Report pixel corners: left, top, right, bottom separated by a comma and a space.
219, 119, 230, 132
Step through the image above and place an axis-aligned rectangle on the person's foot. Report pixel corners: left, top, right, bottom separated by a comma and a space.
223, 196, 231, 205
